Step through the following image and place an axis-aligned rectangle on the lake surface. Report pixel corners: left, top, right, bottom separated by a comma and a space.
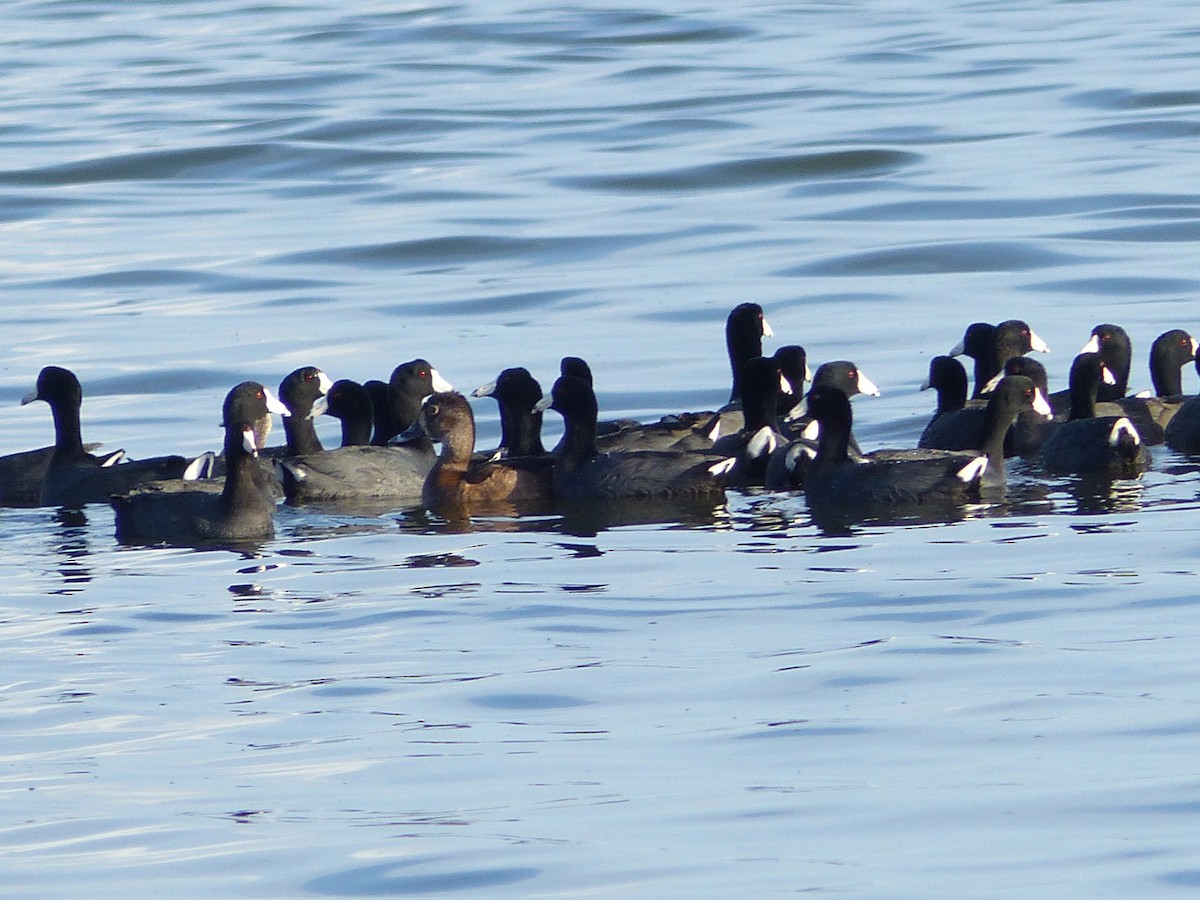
4, 1, 1200, 895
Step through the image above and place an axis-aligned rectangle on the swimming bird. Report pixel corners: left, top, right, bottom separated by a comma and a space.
21, 365, 194, 507
411, 390, 554, 514
112, 382, 289, 545
324, 379, 375, 447
949, 320, 1049, 398
274, 361, 451, 505
1041, 353, 1148, 477
801, 384, 989, 514
471, 366, 547, 458
537, 375, 733, 502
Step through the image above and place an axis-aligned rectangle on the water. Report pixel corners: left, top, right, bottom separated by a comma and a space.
4, 0, 1200, 895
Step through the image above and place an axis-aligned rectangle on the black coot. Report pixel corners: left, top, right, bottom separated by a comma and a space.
802, 385, 988, 512
471, 366, 547, 458
112, 382, 288, 544
1165, 353, 1200, 454
538, 375, 732, 502
1041, 352, 1149, 477
22, 365, 193, 507
324, 379, 374, 447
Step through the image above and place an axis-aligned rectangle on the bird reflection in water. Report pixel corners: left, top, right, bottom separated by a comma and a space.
50, 507, 91, 594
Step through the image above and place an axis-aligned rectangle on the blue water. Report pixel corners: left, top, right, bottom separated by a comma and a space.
5, 1, 1200, 895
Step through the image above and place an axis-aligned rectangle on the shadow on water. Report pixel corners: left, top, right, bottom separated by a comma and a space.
303, 859, 539, 896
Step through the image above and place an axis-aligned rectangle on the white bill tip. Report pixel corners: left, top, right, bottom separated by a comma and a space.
856, 370, 881, 397
1032, 387, 1053, 419
430, 368, 453, 393
264, 387, 291, 417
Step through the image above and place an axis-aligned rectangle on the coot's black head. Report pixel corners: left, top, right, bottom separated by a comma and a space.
477, 367, 543, 407
950, 322, 995, 359
1084, 323, 1130, 356
993, 319, 1049, 363
325, 379, 374, 444
1150, 329, 1197, 396
389, 359, 452, 428
987, 373, 1051, 417
921, 356, 969, 412
773, 345, 809, 388
559, 356, 593, 387
923, 355, 968, 392
998, 355, 1049, 393
279, 366, 333, 418
546, 374, 598, 422
1081, 324, 1130, 399
22, 365, 82, 409
727, 303, 771, 350
802, 384, 854, 429
223, 381, 289, 454
1068, 351, 1108, 394
811, 360, 880, 398
325, 379, 372, 422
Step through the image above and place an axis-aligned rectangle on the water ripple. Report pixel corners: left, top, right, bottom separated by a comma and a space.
558, 149, 919, 193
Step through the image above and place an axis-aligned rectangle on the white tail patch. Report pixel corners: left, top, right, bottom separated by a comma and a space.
278, 459, 305, 481
708, 456, 738, 477
1031, 387, 1053, 419
1133, 388, 1152, 398
1100, 364, 1117, 386
955, 456, 988, 483
785, 442, 816, 468
778, 374, 793, 394
801, 419, 820, 441
100, 450, 126, 468
706, 418, 722, 442
980, 372, 1003, 395
183, 452, 215, 481
1109, 417, 1140, 446
746, 426, 779, 459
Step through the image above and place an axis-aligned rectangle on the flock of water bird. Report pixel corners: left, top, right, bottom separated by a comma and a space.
4, 301, 1200, 544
